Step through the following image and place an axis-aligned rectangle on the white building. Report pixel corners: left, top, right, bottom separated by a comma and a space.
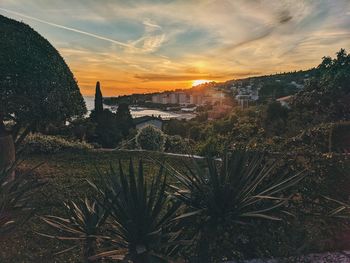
178, 92, 188, 105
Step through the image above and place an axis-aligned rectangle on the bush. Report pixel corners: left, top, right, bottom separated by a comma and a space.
135, 125, 165, 151
24, 133, 93, 153
196, 135, 227, 157
164, 135, 190, 154
90, 109, 123, 148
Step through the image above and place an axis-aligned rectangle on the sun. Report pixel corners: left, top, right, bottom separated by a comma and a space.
192, 79, 212, 86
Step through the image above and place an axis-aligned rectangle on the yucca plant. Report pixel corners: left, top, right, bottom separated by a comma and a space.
40, 198, 108, 262
90, 159, 182, 263
0, 163, 43, 237
169, 150, 304, 262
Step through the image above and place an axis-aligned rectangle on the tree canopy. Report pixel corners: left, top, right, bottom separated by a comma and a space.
291, 49, 350, 123
0, 15, 86, 144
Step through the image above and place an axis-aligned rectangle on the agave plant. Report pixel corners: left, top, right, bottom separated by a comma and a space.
90, 159, 182, 263
0, 163, 43, 237
40, 198, 108, 262
169, 150, 304, 262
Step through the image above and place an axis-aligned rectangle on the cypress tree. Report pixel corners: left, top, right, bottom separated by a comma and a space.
94, 81, 103, 114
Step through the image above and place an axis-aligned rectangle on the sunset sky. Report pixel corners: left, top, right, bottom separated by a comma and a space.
1, 0, 350, 96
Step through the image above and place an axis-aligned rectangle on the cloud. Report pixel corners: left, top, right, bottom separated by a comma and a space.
0, 7, 134, 49
1, 0, 350, 96
127, 17, 166, 53
143, 18, 161, 31
134, 73, 227, 82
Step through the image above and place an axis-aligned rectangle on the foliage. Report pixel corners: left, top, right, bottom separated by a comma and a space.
329, 121, 350, 152
195, 135, 228, 157
0, 15, 86, 146
164, 135, 190, 154
67, 118, 96, 142
41, 198, 108, 262
115, 103, 135, 137
24, 133, 93, 153
89, 159, 182, 263
0, 162, 43, 237
291, 49, 350, 125
262, 102, 289, 136
280, 122, 350, 154
88, 82, 128, 148
163, 119, 189, 138
170, 151, 304, 262
259, 81, 298, 101
136, 125, 165, 151
90, 109, 123, 148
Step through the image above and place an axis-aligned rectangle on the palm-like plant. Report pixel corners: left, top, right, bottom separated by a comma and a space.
40, 198, 108, 262
0, 163, 43, 237
90, 159, 182, 263
169, 150, 304, 262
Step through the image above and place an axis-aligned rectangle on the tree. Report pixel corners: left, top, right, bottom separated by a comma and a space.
290, 49, 350, 126
0, 15, 86, 148
94, 81, 103, 115
115, 103, 134, 137
90, 109, 122, 148
262, 102, 289, 136
136, 126, 165, 151
89, 82, 122, 148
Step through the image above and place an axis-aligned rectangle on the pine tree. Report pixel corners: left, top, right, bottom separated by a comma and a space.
94, 81, 103, 114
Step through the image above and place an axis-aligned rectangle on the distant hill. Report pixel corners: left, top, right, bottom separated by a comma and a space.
214, 69, 318, 100
106, 68, 318, 105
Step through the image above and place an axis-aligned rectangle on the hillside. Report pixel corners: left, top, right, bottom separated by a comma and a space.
216, 69, 318, 100
105, 68, 318, 105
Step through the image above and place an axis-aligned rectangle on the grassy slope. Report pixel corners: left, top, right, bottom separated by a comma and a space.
0, 150, 189, 263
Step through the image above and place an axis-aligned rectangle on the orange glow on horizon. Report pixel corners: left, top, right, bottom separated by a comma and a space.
192, 79, 212, 86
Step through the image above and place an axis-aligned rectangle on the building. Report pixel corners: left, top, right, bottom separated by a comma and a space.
152, 94, 161, 103
133, 116, 163, 130
190, 94, 203, 105
169, 93, 179, 104
235, 94, 252, 109
161, 95, 169, 104
178, 92, 188, 105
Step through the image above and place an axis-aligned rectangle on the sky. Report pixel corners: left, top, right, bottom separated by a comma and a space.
1, 0, 350, 96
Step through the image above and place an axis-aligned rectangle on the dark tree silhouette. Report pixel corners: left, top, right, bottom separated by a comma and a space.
115, 103, 134, 137
0, 15, 86, 147
94, 81, 103, 114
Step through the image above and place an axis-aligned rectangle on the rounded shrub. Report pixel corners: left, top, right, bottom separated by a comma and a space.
136, 126, 165, 151
164, 135, 189, 154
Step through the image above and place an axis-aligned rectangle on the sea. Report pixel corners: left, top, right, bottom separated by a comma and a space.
83, 96, 195, 120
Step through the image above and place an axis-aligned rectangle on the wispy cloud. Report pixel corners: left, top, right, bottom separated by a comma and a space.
129, 18, 166, 53
0, 7, 133, 49
1, 0, 350, 96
